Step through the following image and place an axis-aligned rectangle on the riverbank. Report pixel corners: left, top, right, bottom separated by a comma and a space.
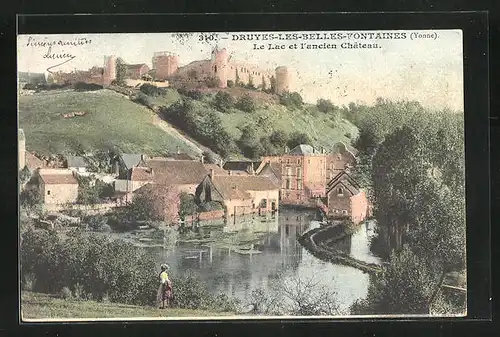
298, 223, 382, 274
21, 292, 234, 320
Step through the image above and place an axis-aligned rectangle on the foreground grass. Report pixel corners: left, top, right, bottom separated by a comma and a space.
21, 291, 234, 320
18, 89, 198, 156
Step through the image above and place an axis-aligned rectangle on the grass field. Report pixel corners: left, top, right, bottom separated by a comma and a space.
18, 89, 199, 156
21, 291, 235, 320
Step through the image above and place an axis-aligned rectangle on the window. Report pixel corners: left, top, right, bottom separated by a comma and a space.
342, 210, 348, 215
47, 190, 51, 195
338, 187, 344, 196
285, 179, 291, 189
297, 159, 301, 164
287, 159, 290, 164
286, 166, 292, 176
337, 154, 342, 160
297, 168, 302, 178
308, 160, 311, 164
297, 179, 303, 190
214, 65, 218, 73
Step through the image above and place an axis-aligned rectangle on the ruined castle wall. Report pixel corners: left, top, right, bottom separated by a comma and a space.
275, 66, 291, 94
153, 54, 179, 80
175, 60, 212, 80
103, 55, 117, 87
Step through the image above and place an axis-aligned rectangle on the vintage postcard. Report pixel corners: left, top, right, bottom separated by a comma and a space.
17, 29, 466, 321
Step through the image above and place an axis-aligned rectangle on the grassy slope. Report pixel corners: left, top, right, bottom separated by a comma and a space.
21, 292, 234, 320
18, 89, 197, 156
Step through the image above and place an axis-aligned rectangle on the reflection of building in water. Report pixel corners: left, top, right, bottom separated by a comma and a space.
223, 213, 279, 233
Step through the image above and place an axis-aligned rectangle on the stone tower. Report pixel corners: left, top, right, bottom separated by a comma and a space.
18, 129, 25, 170
212, 47, 229, 88
275, 66, 291, 94
152, 52, 179, 80
103, 55, 117, 87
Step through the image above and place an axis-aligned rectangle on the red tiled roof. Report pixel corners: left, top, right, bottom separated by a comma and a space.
212, 175, 278, 200
146, 159, 208, 185
25, 152, 47, 170
130, 167, 153, 182
39, 172, 78, 185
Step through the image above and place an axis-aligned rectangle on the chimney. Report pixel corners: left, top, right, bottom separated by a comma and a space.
285, 146, 289, 153
176, 146, 180, 155
220, 158, 223, 168
201, 154, 205, 164
209, 168, 214, 179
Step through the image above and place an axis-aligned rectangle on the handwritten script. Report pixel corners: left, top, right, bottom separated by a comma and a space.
26, 36, 92, 73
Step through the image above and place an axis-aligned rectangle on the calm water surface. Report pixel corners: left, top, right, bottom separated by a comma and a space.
118, 209, 380, 314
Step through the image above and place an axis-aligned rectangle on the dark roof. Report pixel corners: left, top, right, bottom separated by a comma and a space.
212, 175, 279, 201
146, 159, 208, 185
327, 170, 361, 195
258, 162, 282, 181
66, 156, 87, 168
39, 171, 78, 185
223, 161, 261, 172
120, 154, 144, 170
289, 144, 315, 155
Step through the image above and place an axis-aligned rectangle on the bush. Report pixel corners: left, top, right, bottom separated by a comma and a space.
19, 166, 31, 184
140, 83, 166, 97
85, 214, 111, 232
59, 286, 73, 300
134, 92, 155, 108
73, 82, 103, 91
279, 91, 304, 109
235, 94, 257, 113
287, 131, 312, 149
204, 77, 220, 88
213, 91, 235, 113
316, 98, 335, 113
227, 80, 235, 88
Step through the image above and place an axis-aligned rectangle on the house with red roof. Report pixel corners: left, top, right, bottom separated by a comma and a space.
37, 168, 79, 205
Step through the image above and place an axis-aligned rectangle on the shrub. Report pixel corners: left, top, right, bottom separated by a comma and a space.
316, 98, 335, 113
227, 80, 235, 88
204, 77, 220, 88
22, 272, 36, 291
59, 286, 73, 300
140, 83, 166, 97
269, 130, 288, 148
134, 92, 155, 108
85, 214, 111, 233
279, 91, 304, 109
287, 131, 312, 149
73, 82, 103, 91
19, 166, 31, 185
235, 94, 257, 113
213, 91, 235, 113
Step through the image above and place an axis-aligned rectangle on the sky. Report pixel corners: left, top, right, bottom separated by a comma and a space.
17, 30, 463, 111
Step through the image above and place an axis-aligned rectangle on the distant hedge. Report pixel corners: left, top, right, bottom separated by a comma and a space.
73, 82, 103, 91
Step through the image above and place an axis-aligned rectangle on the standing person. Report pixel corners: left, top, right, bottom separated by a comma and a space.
157, 264, 172, 309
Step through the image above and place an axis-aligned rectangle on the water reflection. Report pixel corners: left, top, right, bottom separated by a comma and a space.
141, 209, 379, 314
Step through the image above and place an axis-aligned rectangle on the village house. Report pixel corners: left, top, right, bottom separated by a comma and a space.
258, 144, 327, 205
37, 168, 79, 205
66, 156, 87, 173
325, 170, 370, 225
326, 141, 358, 180
195, 170, 279, 220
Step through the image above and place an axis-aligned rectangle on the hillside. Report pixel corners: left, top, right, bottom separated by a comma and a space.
18, 89, 201, 156
21, 291, 234, 320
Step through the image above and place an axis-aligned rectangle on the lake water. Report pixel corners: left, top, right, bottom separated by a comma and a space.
119, 208, 380, 314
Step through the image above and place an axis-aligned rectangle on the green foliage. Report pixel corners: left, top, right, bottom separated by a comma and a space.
350, 245, 439, 315
238, 126, 265, 159
126, 189, 161, 222
84, 214, 112, 233
76, 176, 100, 205
235, 94, 257, 113
115, 58, 127, 86
21, 228, 159, 306
73, 82, 103, 92
279, 91, 304, 109
204, 77, 220, 88
20, 187, 42, 214
287, 131, 311, 149
140, 83, 167, 97
316, 98, 335, 113
19, 166, 31, 185
178, 192, 197, 219
213, 91, 235, 113
226, 80, 235, 88
269, 130, 288, 149
269, 76, 276, 94
84, 150, 116, 174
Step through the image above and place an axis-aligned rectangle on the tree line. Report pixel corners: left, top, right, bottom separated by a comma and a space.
348, 98, 465, 315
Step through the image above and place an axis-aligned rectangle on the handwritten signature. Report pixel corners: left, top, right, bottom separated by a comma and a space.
26, 36, 92, 73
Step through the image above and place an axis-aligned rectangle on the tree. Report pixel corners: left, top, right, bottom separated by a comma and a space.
126, 184, 173, 223
115, 58, 127, 86
316, 98, 335, 113
287, 132, 311, 149
269, 130, 288, 149
213, 91, 235, 113
351, 245, 439, 315
76, 176, 100, 205
269, 76, 276, 94
178, 192, 198, 219
235, 93, 257, 113
279, 91, 304, 109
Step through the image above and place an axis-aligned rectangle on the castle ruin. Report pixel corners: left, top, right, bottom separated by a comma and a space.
52, 47, 292, 93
